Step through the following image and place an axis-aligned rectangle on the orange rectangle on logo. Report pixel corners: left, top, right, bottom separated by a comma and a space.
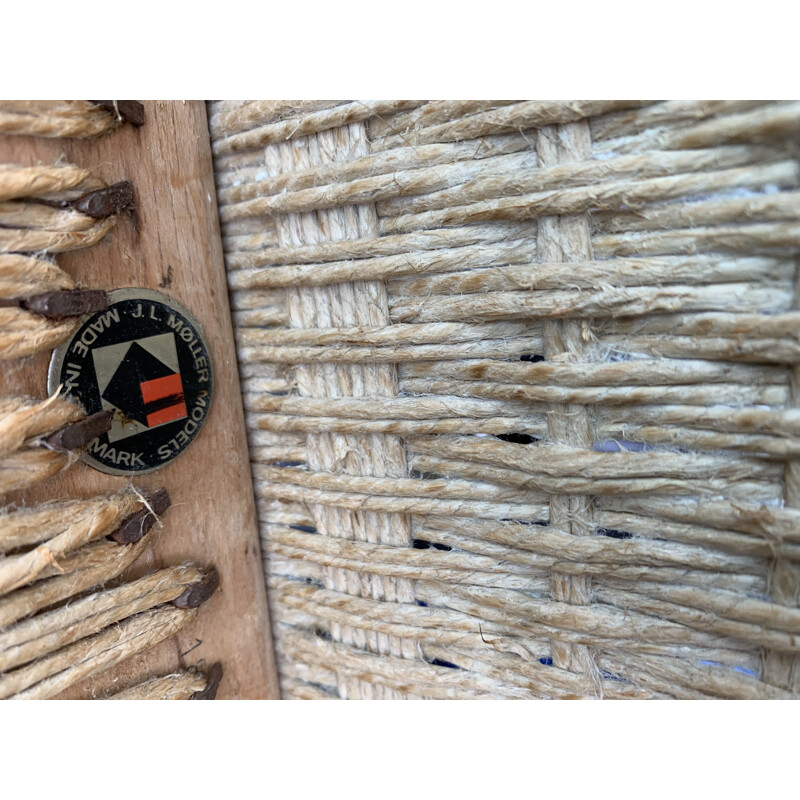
140, 373, 184, 403
146, 402, 188, 427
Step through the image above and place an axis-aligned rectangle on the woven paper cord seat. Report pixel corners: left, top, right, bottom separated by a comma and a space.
210, 99, 800, 699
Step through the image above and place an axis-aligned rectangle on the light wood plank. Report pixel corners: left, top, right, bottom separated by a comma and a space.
0, 101, 279, 699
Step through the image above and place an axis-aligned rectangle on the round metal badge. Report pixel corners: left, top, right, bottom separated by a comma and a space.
48, 288, 213, 475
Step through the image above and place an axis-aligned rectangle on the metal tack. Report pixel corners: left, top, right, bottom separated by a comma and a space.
43, 409, 113, 452
90, 100, 145, 127
71, 181, 134, 219
191, 662, 224, 700
172, 569, 221, 610
108, 488, 171, 544
22, 289, 108, 319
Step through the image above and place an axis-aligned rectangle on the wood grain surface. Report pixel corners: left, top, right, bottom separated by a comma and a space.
0, 101, 279, 699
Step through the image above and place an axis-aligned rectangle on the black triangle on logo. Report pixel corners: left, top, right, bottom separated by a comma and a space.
102, 342, 177, 426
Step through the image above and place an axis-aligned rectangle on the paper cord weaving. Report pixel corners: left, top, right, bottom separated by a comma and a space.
211, 100, 800, 699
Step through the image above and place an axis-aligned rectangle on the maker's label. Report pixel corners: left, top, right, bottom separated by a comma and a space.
48, 288, 213, 475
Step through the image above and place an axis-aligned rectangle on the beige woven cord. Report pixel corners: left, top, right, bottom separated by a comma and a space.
211, 99, 800, 699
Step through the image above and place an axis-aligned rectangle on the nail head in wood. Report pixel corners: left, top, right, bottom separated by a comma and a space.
108, 488, 171, 544
22, 289, 108, 319
71, 181, 134, 219
191, 662, 223, 700
90, 101, 145, 127
43, 409, 113, 452
172, 569, 220, 609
